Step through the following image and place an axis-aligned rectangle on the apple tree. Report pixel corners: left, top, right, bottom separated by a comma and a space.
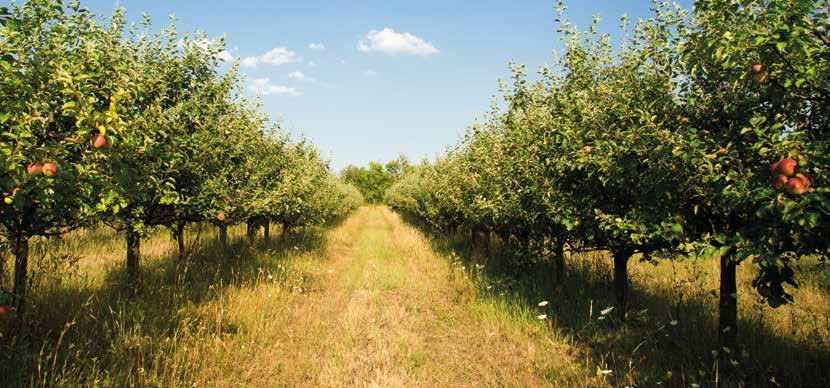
0, 0, 132, 310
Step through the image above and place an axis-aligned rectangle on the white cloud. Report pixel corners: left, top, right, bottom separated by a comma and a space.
288, 71, 316, 82
249, 78, 300, 96
357, 28, 439, 56
240, 56, 259, 68
238, 47, 300, 68
261, 47, 300, 65
308, 60, 317, 67
179, 37, 235, 63
308, 42, 325, 50
363, 69, 378, 77
217, 50, 234, 62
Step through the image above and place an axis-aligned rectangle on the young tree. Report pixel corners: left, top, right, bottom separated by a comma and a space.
0, 0, 132, 310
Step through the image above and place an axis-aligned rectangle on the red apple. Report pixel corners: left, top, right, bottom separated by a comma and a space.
772, 174, 789, 190
217, 211, 226, 221
27, 162, 43, 175
0, 304, 11, 320
794, 173, 811, 188
92, 134, 107, 149
770, 160, 781, 176
786, 177, 807, 195
42, 162, 58, 177
774, 158, 798, 177
752, 64, 763, 72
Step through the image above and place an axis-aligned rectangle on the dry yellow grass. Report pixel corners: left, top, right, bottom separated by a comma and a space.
1, 207, 598, 386
2, 206, 826, 386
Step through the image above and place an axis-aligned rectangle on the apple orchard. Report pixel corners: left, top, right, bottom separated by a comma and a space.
0, 0, 828, 383
0, 1, 362, 315
386, 0, 829, 356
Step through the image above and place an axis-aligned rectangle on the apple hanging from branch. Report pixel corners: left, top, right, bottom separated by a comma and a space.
92, 133, 107, 149
27, 162, 43, 175
42, 162, 58, 177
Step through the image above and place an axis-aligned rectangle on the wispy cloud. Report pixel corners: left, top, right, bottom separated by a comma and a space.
288, 71, 317, 82
249, 78, 300, 96
363, 69, 378, 77
358, 28, 439, 56
239, 47, 300, 68
308, 42, 325, 50
260, 47, 300, 65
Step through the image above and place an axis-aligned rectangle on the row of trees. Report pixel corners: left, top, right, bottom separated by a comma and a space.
0, 0, 362, 312
386, 0, 829, 353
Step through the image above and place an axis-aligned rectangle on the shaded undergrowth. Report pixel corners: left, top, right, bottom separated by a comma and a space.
0, 222, 335, 386
402, 214, 830, 387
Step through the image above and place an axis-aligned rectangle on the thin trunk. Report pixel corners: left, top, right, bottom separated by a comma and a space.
175, 222, 186, 261
218, 224, 228, 248
719, 249, 738, 352
12, 234, 29, 313
126, 229, 141, 295
263, 221, 270, 239
0, 249, 5, 289
554, 241, 565, 283
613, 249, 633, 322
246, 219, 257, 242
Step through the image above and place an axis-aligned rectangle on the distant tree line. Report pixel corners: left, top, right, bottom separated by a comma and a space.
341, 156, 413, 203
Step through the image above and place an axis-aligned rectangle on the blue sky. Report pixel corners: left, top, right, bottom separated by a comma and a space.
67, 0, 690, 171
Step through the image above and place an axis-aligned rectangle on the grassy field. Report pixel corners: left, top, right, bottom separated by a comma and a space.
1, 206, 828, 386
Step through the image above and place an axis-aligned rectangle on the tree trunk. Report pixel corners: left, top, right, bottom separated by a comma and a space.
263, 220, 270, 239
126, 229, 141, 295
613, 249, 633, 322
11, 234, 29, 313
553, 241, 565, 283
174, 222, 186, 261
719, 249, 738, 353
246, 219, 257, 242
0, 248, 5, 289
218, 224, 228, 248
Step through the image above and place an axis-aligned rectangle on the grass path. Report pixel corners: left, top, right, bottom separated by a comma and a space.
212, 206, 584, 386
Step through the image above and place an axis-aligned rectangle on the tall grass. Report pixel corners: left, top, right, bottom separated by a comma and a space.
2, 209, 827, 386
421, 220, 830, 387
0, 223, 330, 386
